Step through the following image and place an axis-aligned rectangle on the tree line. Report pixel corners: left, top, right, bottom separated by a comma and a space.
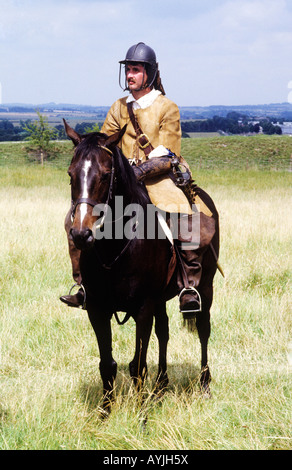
181, 112, 282, 135
0, 118, 102, 142
0, 111, 283, 142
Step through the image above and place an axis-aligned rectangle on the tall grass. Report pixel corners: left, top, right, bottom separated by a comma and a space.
0, 140, 291, 449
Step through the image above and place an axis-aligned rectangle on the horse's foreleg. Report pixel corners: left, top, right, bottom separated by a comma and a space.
154, 302, 169, 392
129, 302, 154, 390
87, 308, 117, 412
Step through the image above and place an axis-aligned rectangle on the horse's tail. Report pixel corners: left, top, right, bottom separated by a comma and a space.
183, 317, 197, 333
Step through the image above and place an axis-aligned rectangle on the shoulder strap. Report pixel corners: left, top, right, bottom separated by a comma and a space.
127, 102, 154, 158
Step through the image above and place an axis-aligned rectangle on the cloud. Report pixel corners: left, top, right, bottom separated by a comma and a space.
0, 0, 291, 105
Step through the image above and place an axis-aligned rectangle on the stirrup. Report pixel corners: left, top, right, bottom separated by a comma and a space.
69, 283, 87, 310
178, 286, 202, 314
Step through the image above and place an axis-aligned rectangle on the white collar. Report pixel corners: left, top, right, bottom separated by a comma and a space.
126, 89, 161, 110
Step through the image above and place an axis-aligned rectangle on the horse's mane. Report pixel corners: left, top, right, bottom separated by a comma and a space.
75, 132, 106, 158
77, 132, 150, 206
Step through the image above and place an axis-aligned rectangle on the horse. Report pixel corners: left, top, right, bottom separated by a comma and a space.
63, 119, 220, 412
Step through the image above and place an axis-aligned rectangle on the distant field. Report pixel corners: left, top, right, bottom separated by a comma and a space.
0, 111, 100, 127
0, 136, 291, 450
187, 132, 221, 138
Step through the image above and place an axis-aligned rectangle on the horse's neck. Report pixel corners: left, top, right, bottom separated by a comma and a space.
116, 177, 148, 208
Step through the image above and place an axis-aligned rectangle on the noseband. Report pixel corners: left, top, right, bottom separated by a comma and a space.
71, 145, 115, 222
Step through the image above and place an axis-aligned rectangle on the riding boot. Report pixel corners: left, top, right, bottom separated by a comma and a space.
174, 213, 204, 319
175, 244, 203, 318
60, 286, 85, 308
60, 209, 85, 308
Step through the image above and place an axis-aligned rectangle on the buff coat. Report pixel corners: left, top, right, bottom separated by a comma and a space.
101, 94, 193, 214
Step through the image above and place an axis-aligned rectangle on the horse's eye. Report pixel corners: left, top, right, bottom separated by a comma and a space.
101, 172, 111, 183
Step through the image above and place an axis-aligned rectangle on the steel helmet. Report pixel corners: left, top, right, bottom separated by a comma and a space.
119, 42, 158, 91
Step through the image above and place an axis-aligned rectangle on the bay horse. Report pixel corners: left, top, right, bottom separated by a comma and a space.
63, 120, 219, 412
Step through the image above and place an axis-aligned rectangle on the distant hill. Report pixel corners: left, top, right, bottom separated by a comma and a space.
1, 101, 292, 120
179, 102, 292, 120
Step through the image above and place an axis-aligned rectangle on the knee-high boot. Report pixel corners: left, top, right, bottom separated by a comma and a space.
174, 213, 205, 319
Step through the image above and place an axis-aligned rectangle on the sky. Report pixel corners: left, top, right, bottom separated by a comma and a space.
0, 0, 292, 107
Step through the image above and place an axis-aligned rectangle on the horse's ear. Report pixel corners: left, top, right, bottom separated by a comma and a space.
104, 125, 127, 149
63, 119, 82, 146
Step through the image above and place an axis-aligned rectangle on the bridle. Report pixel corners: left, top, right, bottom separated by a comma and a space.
69, 142, 136, 279
68, 140, 139, 324
70, 145, 115, 226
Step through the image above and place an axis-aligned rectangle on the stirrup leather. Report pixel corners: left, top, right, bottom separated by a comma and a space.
178, 286, 202, 314
68, 283, 87, 309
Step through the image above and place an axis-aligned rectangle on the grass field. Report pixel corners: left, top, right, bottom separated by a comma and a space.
0, 135, 291, 450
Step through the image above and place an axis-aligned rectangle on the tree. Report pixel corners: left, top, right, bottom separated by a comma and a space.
74, 122, 100, 134
0, 120, 16, 141
252, 123, 260, 133
274, 125, 282, 135
54, 124, 67, 140
260, 121, 276, 135
85, 123, 100, 133
24, 111, 57, 164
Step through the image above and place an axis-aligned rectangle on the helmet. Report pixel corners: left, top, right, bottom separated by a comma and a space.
119, 42, 158, 90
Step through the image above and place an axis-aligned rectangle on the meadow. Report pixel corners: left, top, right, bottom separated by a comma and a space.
0, 135, 291, 450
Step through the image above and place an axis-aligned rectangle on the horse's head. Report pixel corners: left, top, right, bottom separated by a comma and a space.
64, 120, 126, 250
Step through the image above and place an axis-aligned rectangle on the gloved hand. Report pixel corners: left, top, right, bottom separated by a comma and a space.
132, 157, 174, 181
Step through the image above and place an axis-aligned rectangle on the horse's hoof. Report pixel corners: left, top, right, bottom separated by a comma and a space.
98, 407, 110, 420
154, 373, 169, 395
200, 384, 212, 400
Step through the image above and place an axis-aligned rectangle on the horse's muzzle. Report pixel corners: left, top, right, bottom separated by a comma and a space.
70, 227, 95, 250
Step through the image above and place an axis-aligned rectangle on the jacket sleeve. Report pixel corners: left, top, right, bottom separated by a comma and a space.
158, 101, 181, 156
101, 100, 121, 135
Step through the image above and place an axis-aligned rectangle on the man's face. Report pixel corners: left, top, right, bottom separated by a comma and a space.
126, 63, 147, 92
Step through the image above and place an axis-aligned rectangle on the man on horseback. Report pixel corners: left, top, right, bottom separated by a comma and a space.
61, 42, 215, 319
